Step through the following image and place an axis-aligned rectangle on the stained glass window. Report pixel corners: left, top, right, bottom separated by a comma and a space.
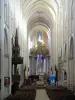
37, 31, 42, 41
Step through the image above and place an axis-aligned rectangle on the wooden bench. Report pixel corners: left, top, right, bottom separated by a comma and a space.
46, 86, 75, 100
5, 86, 36, 100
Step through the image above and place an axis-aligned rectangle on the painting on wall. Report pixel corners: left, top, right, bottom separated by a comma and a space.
4, 77, 10, 86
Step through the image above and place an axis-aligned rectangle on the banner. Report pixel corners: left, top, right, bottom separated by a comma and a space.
49, 75, 56, 85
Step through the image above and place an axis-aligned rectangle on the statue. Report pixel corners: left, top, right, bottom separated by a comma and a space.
55, 65, 58, 85
63, 69, 67, 80
51, 67, 53, 75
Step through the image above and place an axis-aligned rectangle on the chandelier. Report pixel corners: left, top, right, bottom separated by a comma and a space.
30, 41, 50, 56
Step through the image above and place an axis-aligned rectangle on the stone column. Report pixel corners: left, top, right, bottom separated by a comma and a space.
32, 56, 34, 75
0, 0, 4, 99
48, 56, 51, 75
29, 56, 31, 75
44, 58, 47, 73
36, 57, 38, 75
34, 56, 37, 75
32, 56, 37, 75
42, 57, 44, 72
43, 58, 46, 73
29, 56, 32, 75
45, 56, 50, 74
33, 57, 35, 75
29, 56, 31, 76
45, 57, 47, 74
46, 57, 48, 74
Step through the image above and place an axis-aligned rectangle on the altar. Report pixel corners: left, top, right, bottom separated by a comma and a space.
29, 41, 51, 78
38, 72, 44, 81
36, 72, 48, 87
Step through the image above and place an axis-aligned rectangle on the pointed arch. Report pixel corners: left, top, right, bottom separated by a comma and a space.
4, 28, 8, 55
70, 36, 74, 58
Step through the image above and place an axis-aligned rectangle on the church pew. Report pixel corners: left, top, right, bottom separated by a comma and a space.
46, 86, 75, 100
4, 86, 36, 100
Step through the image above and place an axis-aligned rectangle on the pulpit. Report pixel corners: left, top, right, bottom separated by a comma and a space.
12, 29, 23, 82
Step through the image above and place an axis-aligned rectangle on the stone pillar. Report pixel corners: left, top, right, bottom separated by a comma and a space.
48, 56, 51, 75
42, 58, 44, 72
0, 0, 4, 99
32, 56, 37, 75
34, 57, 37, 75
29, 56, 31, 76
29, 56, 31, 75
36, 57, 38, 75
43, 58, 46, 73
45, 56, 50, 75
29, 56, 32, 75
45, 57, 47, 74
46, 57, 48, 74
32, 56, 34, 75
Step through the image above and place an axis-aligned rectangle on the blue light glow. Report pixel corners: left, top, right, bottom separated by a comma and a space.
37, 55, 42, 62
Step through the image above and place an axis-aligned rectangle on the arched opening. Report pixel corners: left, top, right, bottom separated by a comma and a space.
70, 36, 74, 59
21, 0, 58, 79
26, 2, 54, 77
64, 43, 67, 61
4, 28, 8, 55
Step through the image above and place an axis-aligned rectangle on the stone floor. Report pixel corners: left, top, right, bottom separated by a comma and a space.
35, 89, 50, 100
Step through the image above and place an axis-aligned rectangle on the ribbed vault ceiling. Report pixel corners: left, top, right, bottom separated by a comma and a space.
21, 0, 62, 35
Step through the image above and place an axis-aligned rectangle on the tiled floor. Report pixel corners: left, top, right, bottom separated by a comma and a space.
35, 89, 50, 100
